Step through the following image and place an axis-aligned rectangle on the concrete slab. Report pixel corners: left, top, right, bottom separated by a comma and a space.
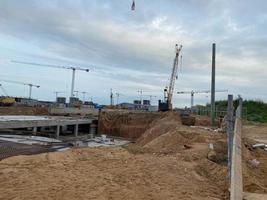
0, 135, 61, 145
0, 115, 92, 129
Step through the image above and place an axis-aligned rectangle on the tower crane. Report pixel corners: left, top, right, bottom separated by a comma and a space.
143, 95, 157, 105
11, 60, 89, 98
81, 92, 91, 102
0, 84, 8, 96
159, 44, 182, 111
177, 89, 228, 108
54, 91, 65, 99
74, 90, 80, 98
0, 79, 40, 99
115, 92, 124, 105
137, 90, 144, 104
110, 89, 114, 106
73, 91, 91, 102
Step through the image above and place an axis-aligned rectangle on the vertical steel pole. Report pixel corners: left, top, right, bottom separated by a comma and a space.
191, 91, 194, 108
82, 92, 86, 103
29, 85, 32, 99
211, 43, 216, 126
238, 95, 243, 118
71, 68, 76, 98
227, 94, 234, 177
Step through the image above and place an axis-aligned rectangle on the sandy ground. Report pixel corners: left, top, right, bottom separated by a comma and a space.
0, 146, 227, 200
0, 113, 266, 200
242, 124, 267, 194
243, 123, 267, 143
0, 112, 229, 200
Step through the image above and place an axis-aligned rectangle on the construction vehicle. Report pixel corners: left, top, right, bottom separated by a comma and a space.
177, 89, 228, 108
0, 96, 15, 106
158, 44, 182, 111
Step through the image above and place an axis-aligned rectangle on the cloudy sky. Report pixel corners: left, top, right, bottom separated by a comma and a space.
0, 0, 266, 107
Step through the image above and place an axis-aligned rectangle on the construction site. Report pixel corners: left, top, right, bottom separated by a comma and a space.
0, 1, 267, 200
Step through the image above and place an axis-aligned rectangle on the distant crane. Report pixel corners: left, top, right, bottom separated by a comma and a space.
54, 91, 65, 99
11, 60, 89, 98
74, 90, 79, 98
0, 84, 8, 96
81, 92, 91, 102
177, 89, 228, 108
0, 79, 40, 99
115, 92, 124, 105
110, 89, 114, 106
137, 90, 144, 104
159, 44, 183, 111
131, 0, 136, 10
143, 95, 157, 105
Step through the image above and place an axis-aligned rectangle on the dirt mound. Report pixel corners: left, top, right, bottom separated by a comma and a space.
181, 115, 196, 126
135, 112, 181, 146
0, 147, 228, 200
0, 106, 49, 115
195, 158, 228, 197
142, 127, 207, 152
134, 112, 225, 154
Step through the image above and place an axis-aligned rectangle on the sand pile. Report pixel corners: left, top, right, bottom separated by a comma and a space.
0, 147, 228, 200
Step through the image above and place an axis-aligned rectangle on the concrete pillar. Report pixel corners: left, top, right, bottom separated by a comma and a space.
89, 124, 97, 137
211, 43, 216, 126
33, 127, 37, 135
61, 125, 68, 133
74, 124, 79, 137
227, 94, 234, 177
238, 95, 243, 118
56, 125, 60, 139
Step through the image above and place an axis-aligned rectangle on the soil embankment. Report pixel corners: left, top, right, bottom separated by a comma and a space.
0, 106, 49, 115
98, 109, 167, 139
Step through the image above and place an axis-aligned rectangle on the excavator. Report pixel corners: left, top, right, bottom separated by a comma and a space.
158, 44, 182, 111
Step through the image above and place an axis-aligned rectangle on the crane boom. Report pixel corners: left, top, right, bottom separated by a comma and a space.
11, 60, 89, 72
167, 44, 182, 110
11, 60, 90, 98
177, 89, 228, 108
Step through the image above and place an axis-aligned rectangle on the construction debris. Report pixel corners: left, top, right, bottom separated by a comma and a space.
252, 143, 267, 149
